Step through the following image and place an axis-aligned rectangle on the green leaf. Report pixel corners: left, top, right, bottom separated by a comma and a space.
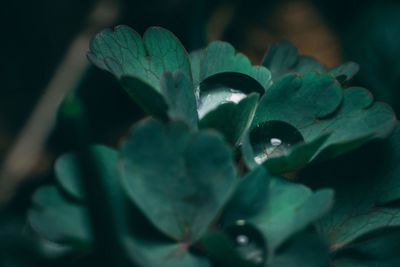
125, 238, 211, 267
263, 41, 358, 84
222, 167, 270, 225
196, 72, 263, 145
253, 73, 342, 129
250, 178, 334, 250
55, 145, 119, 200
201, 223, 267, 267
268, 233, 330, 267
334, 228, 400, 267
27, 186, 91, 247
160, 71, 198, 129
88, 26, 192, 91
262, 41, 326, 82
199, 93, 259, 146
329, 62, 360, 84
88, 26, 192, 119
192, 41, 271, 89
263, 134, 329, 174
253, 73, 396, 164
120, 119, 237, 243
302, 125, 400, 251
119, 75, 168, 119
189, 49, 204, 90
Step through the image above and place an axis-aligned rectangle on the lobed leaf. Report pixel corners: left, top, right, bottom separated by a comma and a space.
253, 73, 396, 165
28, 186, 91, 247
120, 119, 237, 243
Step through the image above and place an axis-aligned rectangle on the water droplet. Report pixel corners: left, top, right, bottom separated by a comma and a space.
236, 220, 246, 226
228, 90, 247, 103
270, 138, 282, 146
196, 72, 265, 119
250, 121, 304, 164
236, 235, 249, 245
197, 88, 246, 118
226, 224, 268, 266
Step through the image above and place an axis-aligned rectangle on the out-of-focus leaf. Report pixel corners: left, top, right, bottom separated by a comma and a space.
268, 233, 330, 267
55, 145, 119, 200
28, 186, 91, 247
263, 41, 358, 84
262, 40, 326, 82
125, 238, 211, 267
334, 228, 400, 267
201, 223, 267, 267
250, 178, 334, 250
343, 2, 400, 115
222, 167, 270, 225
302, 125, 400, 251
120, 119, 237, 243
329, 62, 360, 84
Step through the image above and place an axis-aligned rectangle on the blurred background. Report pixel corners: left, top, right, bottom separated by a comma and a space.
0, 0, 400, 264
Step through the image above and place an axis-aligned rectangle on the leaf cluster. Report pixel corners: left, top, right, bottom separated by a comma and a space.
26, 26, 400, 267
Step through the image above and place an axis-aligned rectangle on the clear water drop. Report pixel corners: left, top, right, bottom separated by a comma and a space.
197, 88, 246, 118
254, 153, 269, 164
250, 121, 304, 164
226, 224, 268, 266
236, 235, 249, 245
228, 90, 247, 103
236, 219, 246, 226
196, 72, 265, 119
270, 138, 282, 146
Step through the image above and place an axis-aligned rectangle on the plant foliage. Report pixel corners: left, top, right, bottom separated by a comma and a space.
26, 25, 399, 267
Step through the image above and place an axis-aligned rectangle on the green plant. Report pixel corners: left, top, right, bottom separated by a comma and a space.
27, 26, 400, 267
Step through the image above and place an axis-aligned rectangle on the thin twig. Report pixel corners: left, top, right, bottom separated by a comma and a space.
0, 0, 121, 206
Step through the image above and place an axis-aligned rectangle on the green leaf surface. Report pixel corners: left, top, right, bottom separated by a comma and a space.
125, 238, 211, 267
192, 41, 271, 89
253, 73, 396, 163
222, 167, 270, 225
334, 228, 400, 267
302, 126, 400, 251
262, 41, 326, 82
120, 119, 237, 243
329, 62, 360, 84
160, 71, 198, 129
263, 41, 358, 84
189, 49, 204, 90
199, 93, 259, 146
89, 26, 192, 91
302, 125, 400, 251
268, 233, 330, 267
55, 145, 119, 200
201, 223, 267, 267
119, 75, 168, 119
250, 178, 334, 250
27, 186, 91, 247
263, 134, 329, 174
